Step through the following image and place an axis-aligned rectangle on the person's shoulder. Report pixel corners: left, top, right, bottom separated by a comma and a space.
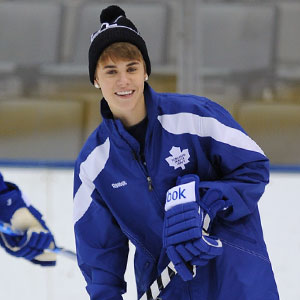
153, 90, 242, 131
75, 123, 109, 167
156, 90, 226, 115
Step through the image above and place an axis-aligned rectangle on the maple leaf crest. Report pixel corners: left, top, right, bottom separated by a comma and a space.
165, 146, 190, 170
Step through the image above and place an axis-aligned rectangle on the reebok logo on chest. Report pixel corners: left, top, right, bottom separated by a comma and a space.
112, 181, 127, 189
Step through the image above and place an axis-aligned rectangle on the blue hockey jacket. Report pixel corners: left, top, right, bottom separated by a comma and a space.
73, 84, 279, 300
0, 173, 8, 194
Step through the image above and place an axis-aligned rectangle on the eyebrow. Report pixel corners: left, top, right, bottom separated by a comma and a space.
103, 61, 140, 69
126, 61, 139, 67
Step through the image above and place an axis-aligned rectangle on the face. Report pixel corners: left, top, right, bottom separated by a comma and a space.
94, 57, 147, 127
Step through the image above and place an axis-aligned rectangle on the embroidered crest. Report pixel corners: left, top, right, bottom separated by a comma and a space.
165, 146, 190, 170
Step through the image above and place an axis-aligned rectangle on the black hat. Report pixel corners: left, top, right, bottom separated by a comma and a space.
88, 5, 151, 85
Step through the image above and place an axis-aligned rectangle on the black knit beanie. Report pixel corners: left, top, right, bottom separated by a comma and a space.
88, 5, 151, 85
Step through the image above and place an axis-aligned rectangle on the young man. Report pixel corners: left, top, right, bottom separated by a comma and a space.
73, 5, 279, 300
0, 172, 56, 266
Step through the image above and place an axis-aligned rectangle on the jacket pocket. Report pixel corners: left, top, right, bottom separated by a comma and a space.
135, 250, 157, 297
214, 216, 270, 262
218, 218, 257, 244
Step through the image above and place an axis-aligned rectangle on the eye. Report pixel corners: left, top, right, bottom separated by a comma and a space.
106, 69, 117, 75
127, 67, 137, 73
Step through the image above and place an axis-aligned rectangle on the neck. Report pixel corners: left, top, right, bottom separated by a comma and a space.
118, 103, 147, 127
111, 93, 147, 127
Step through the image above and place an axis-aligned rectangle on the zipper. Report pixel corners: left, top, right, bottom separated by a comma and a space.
135, 154, 164, 213
113, 120, 153, 192
147, 176, 153, 191
134, 152, 154, 191
113, 120, 161, 205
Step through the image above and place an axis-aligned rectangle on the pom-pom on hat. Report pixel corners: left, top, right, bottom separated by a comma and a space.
88, 5, 151, 85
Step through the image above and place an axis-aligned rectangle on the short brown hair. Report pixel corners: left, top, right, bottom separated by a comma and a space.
98, 42, 146, 70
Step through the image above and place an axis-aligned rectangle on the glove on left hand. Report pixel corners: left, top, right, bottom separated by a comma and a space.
163, 175, 220, 279
175, 231, 222, 267
163, 201, 202, 248
0, 182, 56, 266
173, 181, 226, 267
163, 175, 224, 281
163, 175, 202, 281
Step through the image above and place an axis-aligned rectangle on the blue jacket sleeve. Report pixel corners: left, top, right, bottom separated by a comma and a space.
74, 170, 129, 300
0, 172, 9, 194
198, 102, 269, 222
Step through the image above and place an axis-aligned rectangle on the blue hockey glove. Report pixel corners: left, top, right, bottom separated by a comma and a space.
0, 182, 56, 266
176, 232, 223, 267
166, 245, 195, 281
199, 188, 231, 232
174, 186, 229, 267
163, 174, 205, 281
163, 175, 223, 280
163, 202, 203, 248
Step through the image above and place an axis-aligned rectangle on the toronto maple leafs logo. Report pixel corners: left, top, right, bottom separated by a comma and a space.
165, 146, 190, 170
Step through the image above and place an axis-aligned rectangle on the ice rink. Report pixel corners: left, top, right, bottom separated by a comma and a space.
0, 166, 299, 299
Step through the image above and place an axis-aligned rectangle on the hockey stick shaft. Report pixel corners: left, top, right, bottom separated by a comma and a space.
0, 221, 77, 261
140, 261, 177, 300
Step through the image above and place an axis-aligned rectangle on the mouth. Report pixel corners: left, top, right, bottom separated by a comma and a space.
115, 90, 134, 97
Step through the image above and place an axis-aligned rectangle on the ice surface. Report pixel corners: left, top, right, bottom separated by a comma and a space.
0, 167, 299, 299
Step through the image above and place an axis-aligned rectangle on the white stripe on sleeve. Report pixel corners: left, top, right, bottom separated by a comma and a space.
73, 138, 110, 224
157, 113, 264, 155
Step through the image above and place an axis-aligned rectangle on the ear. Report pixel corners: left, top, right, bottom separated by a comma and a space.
94, 79, 100, 89
144, 74, 149, 81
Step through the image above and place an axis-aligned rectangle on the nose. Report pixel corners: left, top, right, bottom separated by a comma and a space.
117, 71, 130, 86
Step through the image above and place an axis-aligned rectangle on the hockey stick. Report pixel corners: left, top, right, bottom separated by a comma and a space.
140, 260, 197, 300
0, 221, 77, 261
140, 261, 177, 300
